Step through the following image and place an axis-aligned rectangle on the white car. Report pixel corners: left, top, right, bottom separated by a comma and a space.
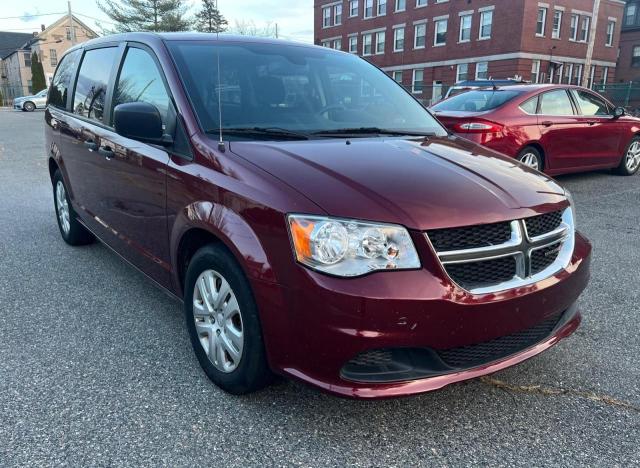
13, 89, 48, 112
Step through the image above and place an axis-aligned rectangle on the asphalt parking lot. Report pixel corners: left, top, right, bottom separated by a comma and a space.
0, 109, 638, 467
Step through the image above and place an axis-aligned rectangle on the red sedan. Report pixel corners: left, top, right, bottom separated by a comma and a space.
431, 84, 640, 176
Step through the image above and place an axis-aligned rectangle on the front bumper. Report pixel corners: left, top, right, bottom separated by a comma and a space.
252, 232, 591, 399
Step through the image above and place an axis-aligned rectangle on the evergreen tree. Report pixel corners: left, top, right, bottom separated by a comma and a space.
97, 0, 191, 32
194, 0, 228, 33
30, 52, 47, 92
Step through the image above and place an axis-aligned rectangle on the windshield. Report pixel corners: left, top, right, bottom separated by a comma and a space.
433, 89, 523, 112
167, 41, 447, 139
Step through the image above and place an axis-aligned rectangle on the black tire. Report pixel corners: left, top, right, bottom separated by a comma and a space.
23, 101, 35, 112
616, 136, 640, 176
184, 244, 272, 395
517, 146, 544, 172
52, 169, 94, 246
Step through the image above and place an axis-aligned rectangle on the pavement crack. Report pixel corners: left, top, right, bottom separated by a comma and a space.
480, 376, 640, 413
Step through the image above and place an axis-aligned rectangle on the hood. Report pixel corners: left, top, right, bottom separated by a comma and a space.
229, 136, 567, 231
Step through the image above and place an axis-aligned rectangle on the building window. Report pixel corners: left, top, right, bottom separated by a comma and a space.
323, 7, 332, 27
416, 0, 427, 7
625, 4, 637, 27
396, 0, 406, 12
335, 4, 343, 25
602, 66, 608, 84
50, 49, 58, 67
574, 64, 583, 85
393, 70, 403, 83
569, 14, 578, 41
606, 21, 615, 47
378, 0, 387, 15
479, 10, 493, 39
588, 66, 596, 89
412, 69, 423, 94
376, 31, 386, 53
394, 27, 405, 51
334, 38, 342, 50
536, 7, 547, 36
364, 0, 374, 18
350, 0, 359, 17
66, 27, 71, 40
363, 33, 373, 55
322, 40, 331, 48
579, 16, 590, 42
456, 63, 468, 82
552, 10, 562, 39
565, 63, 573, 84
476, 61, 488, 80
632, 46, 640, 67
459, 14, 472, 42
349, 35, 358, 53
23, 51, 31, 67
434, 19, 447, 46
414, 23, 426, 48
531, 60, 541, 83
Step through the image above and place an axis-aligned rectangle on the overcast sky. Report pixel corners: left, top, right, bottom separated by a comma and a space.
0, 0, 314, 43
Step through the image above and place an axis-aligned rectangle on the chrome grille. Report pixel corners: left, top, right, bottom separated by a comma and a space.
426, 208, 575, 294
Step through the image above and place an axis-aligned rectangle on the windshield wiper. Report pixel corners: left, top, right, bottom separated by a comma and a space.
311, 127, 437, 137
207, 127, 310, 140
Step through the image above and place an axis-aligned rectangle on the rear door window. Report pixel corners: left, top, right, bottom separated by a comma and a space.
73, 47, 118, 123
571, 90, 610, 116
539, 89, 575, 116
49, 49, 82, 110
432, 90, 522, 112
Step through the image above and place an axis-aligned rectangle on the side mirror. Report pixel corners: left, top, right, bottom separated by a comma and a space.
612, 106, 625, 118
113, 102, 172, 146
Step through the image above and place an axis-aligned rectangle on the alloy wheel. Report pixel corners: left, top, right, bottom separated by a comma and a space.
192, 269, 244, 373
519, 152, 540, 170
55, 181, 71, 235
626, 141, 640, 173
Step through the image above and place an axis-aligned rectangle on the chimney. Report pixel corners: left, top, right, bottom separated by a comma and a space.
41, 24, 46, 32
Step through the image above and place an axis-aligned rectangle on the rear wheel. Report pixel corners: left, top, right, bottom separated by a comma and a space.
184, 244, 272, 394
52, 170, 94, 246
23, 101, 35, 112
616, 137, 640, 176
517, 147, 543, 171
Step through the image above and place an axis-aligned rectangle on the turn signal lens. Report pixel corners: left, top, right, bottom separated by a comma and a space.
287, 215, 420, 277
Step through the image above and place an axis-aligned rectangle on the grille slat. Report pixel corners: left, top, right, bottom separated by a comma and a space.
428, 222, 512, 251
525, 211, 563, 238
445, 256, 517, 289
437, 314, 561, 368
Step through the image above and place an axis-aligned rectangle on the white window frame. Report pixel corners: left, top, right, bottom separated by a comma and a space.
569, 14, 578, 41
574, 64, 583, 85
579, 16, 590, 42
375, 31, 386, 54
412, 69, 423, 94
349, 0, 359, 17
552, 10, 562, 39
602, 66, 609, 84
475, 61, 488, 80
588, 65, 596, 89
395, 0, 406, 12
393, 70, 403, 83
394, 27, 405, 51
416, 0, 427, 8
323, 6, 332, 28
414, 23, 427, 49
434, 18, 448, 46
536, 7, 547, 37
456, 63, 468, 82
565, 63, 573, 84
531, 59, 541, 84
334, 38, 342, 50
606, 20, 615, 47
334, 4, 343, 25
377, 0, 387, 16
459, 14, 472, 43
479, 10, 493, 40
348, 35, 358, 53
364, 0, 374, 18
363, 33, 373, 55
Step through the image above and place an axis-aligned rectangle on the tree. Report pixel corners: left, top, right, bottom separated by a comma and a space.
30, 52, 47, 93
231, 19, 276, 37
97, 0, 191, 33
194, 0, 228, 33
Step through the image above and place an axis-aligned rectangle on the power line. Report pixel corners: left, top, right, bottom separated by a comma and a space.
0, 12, 66, 20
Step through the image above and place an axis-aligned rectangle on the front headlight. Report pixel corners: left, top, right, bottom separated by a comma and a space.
287, 215, 421, 277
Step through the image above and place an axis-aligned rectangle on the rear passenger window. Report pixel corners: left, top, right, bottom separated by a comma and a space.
519, 96, 538, 114
49, 49, 81, 109
539, 90, 574, 116
572, 90, 609, 116
73, 47, 118, 123
112, 47, 171, 128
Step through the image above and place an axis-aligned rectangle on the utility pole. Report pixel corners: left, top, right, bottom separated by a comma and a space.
68, 1, 76, 45
275, 23, 279, 39
582, 0, 600, 88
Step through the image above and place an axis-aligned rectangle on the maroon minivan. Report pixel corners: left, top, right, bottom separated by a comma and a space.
45, 33, 591, 399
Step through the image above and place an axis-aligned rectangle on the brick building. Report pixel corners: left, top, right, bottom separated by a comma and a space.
615, 0, 640, 83
314, 0, 624, 104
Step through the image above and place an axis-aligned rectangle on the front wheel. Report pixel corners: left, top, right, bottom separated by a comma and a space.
23, 101, 35, 112
184, 244, 272, 394
616, 137, 640, 176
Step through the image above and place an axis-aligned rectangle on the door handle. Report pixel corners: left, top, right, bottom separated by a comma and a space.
98, 146, 114, 160
84, 139, 98, 151
541, 120, 553, 127
587, 121, 597, 126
